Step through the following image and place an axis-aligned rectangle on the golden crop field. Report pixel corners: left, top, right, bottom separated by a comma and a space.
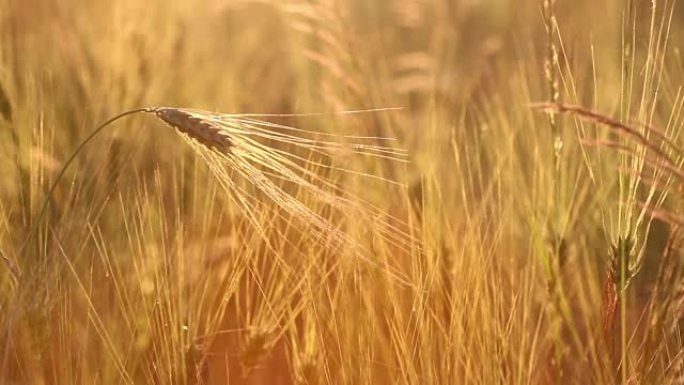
2, 0, 684, 384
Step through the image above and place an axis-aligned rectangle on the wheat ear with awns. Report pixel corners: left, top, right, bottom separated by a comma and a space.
24, 106, 410, 281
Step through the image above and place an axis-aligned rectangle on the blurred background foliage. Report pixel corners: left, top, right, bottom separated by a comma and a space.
2, 0, 684, 384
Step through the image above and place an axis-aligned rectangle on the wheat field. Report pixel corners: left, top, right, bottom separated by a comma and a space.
2, 0, 684, 384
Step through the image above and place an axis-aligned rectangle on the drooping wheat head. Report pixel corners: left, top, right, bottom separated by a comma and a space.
154, 108, 233, 155
26, 106, 413, 285
151, 107, 411, 254
153, 108, 404, 247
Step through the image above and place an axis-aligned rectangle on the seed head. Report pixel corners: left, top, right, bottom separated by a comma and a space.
154, 107, 232, 154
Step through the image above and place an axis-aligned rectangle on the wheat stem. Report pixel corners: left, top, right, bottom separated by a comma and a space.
21, 107, 152, 256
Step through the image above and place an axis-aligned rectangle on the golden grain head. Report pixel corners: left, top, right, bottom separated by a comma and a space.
148, 106, 412, 272
153, 107, 233, 154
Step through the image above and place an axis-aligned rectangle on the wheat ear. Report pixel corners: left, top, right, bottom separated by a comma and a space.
23, 107, 408, 276
153, 107, 233, 154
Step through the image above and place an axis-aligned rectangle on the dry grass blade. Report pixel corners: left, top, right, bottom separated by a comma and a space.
635, 202, 684, 229
581, 139, 684, 184
531, 102, 681, 164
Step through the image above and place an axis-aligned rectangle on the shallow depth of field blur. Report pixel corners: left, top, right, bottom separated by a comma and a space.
2, 0, 684, 384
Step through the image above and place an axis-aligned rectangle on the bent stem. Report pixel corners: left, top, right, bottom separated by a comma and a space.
21, 107, 153, 256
